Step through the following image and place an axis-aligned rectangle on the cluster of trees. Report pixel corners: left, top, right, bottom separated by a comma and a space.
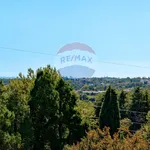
0, 66, 89, 150
64, 77, 150, 91
1, 66, 150, 149
3, 77, 150, 91
68, 112, 150, 150
95, 87, 150, 131
67, 87, 150, 149
68, 127, 150, 150
0, 78, 10, 85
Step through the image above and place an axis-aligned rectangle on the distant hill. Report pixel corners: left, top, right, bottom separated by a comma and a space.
0, 78, 10, 84
0, 77, 15, 84
65, 77, 150, 91
1, 76, 150, 90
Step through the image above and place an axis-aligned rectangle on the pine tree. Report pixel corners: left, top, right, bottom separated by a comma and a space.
143, 90, 149, 112
56, 78, 85, 149
119, 90, 127, 119
29, 65, 84, 150
94, 92, 105, 118
119, 90, 126, 109
29, 66, 60, 149
7, 71, 34, 149
0, 81, 21, 149
130, 87, 149, 131
131, 87, 142, 111
99, 86, 120, 136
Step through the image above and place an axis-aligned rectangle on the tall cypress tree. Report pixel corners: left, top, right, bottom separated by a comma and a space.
99, 86, 120, 136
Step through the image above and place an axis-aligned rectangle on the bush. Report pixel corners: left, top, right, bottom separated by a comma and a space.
68, 127, 150, 150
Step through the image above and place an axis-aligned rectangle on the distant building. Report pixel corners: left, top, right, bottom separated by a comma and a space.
80, 90, 105, 95
124, 89, 132, 92
140, 79, 148, 84
140, 79, 144, 84
89, 84, 94, 86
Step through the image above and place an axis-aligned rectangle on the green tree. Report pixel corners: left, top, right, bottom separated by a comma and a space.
0, 81, 21, 150
56, 79, 85, 149
119, 90, 127, 109
94, 92, 105, 118
131, 87, 143, 111
141, 111, 150, 140
99, 86, 120, 136
130, 87, 148, 131
142, 90, 149, 112
29, 66, 84, 150
119, 90, 127, 119
7, 70, 34, 149
29, 66, 60, 149
75, 100, 98, 130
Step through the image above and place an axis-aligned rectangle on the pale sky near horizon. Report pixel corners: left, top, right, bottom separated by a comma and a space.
1, 0, 150, 78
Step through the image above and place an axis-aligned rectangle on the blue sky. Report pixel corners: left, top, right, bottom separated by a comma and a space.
1, 0, 150, 77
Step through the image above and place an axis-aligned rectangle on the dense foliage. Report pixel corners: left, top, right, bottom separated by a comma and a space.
64, 77, 150, 91
99, 86, 120, 136
0, 66, 86, 150
1, 67, 150, 149
3, 77, 150, 91
68, 127, 150, 150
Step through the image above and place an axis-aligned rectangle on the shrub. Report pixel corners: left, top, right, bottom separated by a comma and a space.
68, 127, 150, 150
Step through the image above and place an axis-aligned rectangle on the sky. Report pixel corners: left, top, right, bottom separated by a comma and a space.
0, 0, 150, 77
